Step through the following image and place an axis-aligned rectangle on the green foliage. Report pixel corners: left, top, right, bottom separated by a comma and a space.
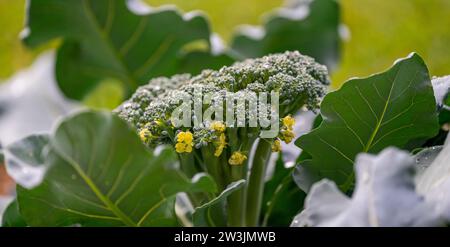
192, 180, 245, 227
261, 155, 305, 226
296, 53, 440, 191
14, 111, 217, 226
24, 0, 228, 100
82, 78, 126, 110
147, 0, 284, 41
231, 0, 341, 69
2, 200, 27, 227
294, 135, 450, 227
1, 0, 449, 228
20, 0, 341, 109
3, 0, 450, 93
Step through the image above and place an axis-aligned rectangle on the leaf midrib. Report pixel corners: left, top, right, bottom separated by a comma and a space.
82, 0, 138, 89
52, 144, 138, 227
340, 70, 400, 191
363, 73, 397, 153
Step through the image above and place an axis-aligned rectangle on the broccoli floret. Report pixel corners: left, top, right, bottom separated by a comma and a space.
115, 51, 329, 156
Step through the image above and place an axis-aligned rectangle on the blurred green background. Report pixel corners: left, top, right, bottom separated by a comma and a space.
1, 0, 449, 87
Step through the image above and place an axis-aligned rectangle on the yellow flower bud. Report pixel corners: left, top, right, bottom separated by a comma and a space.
228, 151, 247, 165
175, 143, 186, 153
281, 130, 295, 144
177, 131, 193, 143
214, 133, 227, 157
185, 144, 193, 153
175, 131, 194, 153
272, 139, 282, 152
210, 121, 226, 133
282, 115, 295, 130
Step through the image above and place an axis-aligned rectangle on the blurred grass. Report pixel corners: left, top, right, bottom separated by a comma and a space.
1, 0, 450, 88
0, 0, 33, 79
334, 0, 450, 86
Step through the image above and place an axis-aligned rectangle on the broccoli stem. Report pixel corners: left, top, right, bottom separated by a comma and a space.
226, 128, 256, 226
228, 164, 246, 226
178, 153, 198, 178
245, 138, 273, 226
201, 146, 226, 191
178, 153, 203, 207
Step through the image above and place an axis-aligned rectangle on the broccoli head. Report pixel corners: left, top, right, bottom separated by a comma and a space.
116, 51, 328, 150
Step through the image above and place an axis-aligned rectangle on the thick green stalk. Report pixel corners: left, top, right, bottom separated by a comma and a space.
178, 153, 203, 207
245, 138, 273, 226
226, 128, 257, 226
201, 146, 226, 191
226, 128, 245, 226
228, 164, 246, 226
178, 153, 198, 178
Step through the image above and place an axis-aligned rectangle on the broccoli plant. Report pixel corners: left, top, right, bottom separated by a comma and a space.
1, 0, 449, 229
115, 51, 329, 226
2, 53, 449, 227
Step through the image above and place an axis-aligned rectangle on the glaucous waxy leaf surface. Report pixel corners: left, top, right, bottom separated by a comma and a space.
432, 75, 450, 107
432, 75, 450, 128
16, 111, 216, 226
231, 0, 341, 69
24, 0, 229, 100
292, 134, 450, 227
296, 53, 439, 191
4, 134, 49, 189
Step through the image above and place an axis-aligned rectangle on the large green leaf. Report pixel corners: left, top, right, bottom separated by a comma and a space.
230, 0, 340, 69
24, 0, 230, 100
261, 155, 304, 226
16, 111, 216, 226
292, 146, 449, 227
293, 159, 320, 193
178, 50, 234, 75
296, 53, 439, 191
192, 180, 245, 227
2, 200, 27, 227
294, 134, 450, 227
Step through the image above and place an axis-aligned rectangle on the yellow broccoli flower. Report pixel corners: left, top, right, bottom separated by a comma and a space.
210, 121, 226, 133
175, 131, 194, 153
139, 128, 151, 143
282, 115, 295, 130
229, 151, 247, 165
177, 131, 193, 143
214, 133, 227, 157
175, 143, 185, 153
279, 115, 296, 144
281, 130, 295, 144
272, 139, 282, 152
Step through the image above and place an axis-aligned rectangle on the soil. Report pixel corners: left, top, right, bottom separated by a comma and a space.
0, 164, 14, 195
